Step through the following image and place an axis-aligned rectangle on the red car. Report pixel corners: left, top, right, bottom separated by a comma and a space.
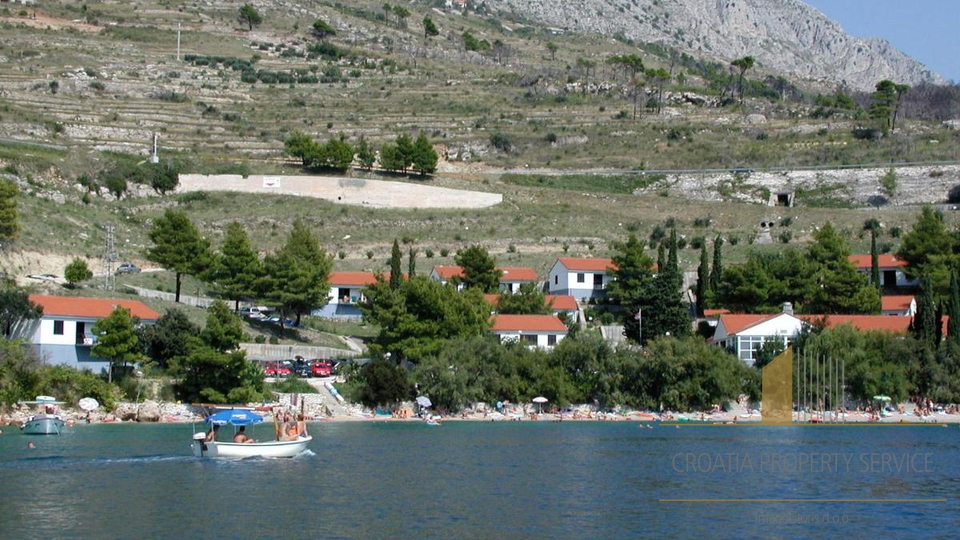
264, 361, 292, 378
310, 360, 332, 378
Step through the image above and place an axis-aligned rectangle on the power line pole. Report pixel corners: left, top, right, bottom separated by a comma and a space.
177, 22, 182, 61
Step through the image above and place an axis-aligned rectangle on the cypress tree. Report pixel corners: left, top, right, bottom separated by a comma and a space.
948, 273, 960, 345
656, 243, 666, 272
407, 247, 417, 278
667, 228, 679, 273
696, 242, 710, 316
709, 234, 723, 291
870, 228, 881, 292
389, 239, 402, 290
912, 276, 937, 345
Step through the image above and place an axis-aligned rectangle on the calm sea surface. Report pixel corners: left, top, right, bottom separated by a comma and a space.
1, 422, 958, 540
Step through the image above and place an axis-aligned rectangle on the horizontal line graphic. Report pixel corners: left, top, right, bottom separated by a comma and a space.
659, 499, 948, 502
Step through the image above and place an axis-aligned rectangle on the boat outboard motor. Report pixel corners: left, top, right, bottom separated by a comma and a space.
192, 432, 208, 455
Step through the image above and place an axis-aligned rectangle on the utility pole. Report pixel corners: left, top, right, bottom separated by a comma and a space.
102, 224, 116, 291
176, 22, 182, 61
150, 132, 159, 163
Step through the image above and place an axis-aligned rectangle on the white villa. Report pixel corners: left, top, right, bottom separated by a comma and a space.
490, 314, 568, 349
13, 295, 159, 372
848, 254, 919, 290
547, 258, 618, 300
313, 271, 383, 318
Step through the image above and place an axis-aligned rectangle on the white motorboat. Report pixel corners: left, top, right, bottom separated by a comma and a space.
191, 434, 312, 458
191, 408, 311, 459
21, 396, 66, 435
23, 413, 65, 435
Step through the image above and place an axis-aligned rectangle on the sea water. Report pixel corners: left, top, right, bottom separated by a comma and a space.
1, 422, 957, 540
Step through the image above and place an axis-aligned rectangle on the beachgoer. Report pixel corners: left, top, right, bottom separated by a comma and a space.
296, 414, 308, 438
284, 420, 300, 441
27, 442, 35, 449
233, 426, 254, 444
205, 424, 220, 442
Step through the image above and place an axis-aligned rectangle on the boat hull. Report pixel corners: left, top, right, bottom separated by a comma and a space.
191, 436, 312, 458
23, 417, 65, 435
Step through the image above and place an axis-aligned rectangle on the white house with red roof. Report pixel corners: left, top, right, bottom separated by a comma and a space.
881, 295, 916, 316
712, 303, 930, 365
547, 258, 618, 300
314, 271, 381, 318
482, 294, 581, 322
13, 295, 159, 372
490, 314, 568, 349
429, 265, 538, 293
848, 254, 918, 290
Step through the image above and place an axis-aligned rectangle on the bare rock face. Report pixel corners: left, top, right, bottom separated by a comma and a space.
484, 0, 944, 90
116, 403, 138, 422
137, 401, 161, 423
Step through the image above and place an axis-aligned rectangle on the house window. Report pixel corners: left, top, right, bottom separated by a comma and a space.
547, 334, 557, 346
554, 275, 559, 285
53, 320, 64, 335
522, 334, 537, 344
576, 273, 585, 283
737, 336, 764, 361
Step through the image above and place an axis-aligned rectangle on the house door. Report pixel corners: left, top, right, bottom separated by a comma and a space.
882, 270, 897, 288
339, 288, 352, 303
593, 273, 604, 290
76, 322, 85, 345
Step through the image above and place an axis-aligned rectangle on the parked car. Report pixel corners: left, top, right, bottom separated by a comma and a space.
240, 306, 267, 320
310, 360, 332, 378
116, 263, 141, 274
27, 273, 58, 282
292, 358, 311, 378
263, 361, 292, 378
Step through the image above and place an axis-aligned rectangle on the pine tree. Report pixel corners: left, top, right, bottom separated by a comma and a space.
209, 222, 262, 311
64, 258, 93, 287
389, 239, 403, 290
147, 209, 212, 303
201, 301, 245, 353
455, 245, 501, 293
259, 220, 332, 329
695, 242, 710, 316
411, 133, 438, 176
948, 273, 960, 346
356, 136, 375, 170
709, 235, 723, 292
92, 307, 142, 383
407, 247, 417, 278
606, 234, 656, 342
870, 228, 881, 292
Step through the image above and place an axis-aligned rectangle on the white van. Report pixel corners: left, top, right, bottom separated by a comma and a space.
239, 306, 268, 320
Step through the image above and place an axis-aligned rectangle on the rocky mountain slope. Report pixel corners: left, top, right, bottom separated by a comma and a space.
487, 0, 944, 90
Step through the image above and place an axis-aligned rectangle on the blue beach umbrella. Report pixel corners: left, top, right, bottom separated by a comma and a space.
205, 409, 264, 426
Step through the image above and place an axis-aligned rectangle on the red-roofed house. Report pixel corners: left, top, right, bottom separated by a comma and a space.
483, 294, 580, 322
712, 302, 932, 365
490, 314, 568, 349
848, 254, 918, 290
881, 295, 916, 317
429, 265, 538, 293
316, 271, 380, 318
547, 258, 619, 300
14, 295, 159, 372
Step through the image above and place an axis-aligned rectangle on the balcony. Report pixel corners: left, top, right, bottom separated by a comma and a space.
76, 336, 97, 347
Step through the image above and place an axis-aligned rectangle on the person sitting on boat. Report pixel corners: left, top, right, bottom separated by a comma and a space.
283, 420, 300, 441
233, 426, 254, 444
204, 424, 219, 442
296, 414, 309, 439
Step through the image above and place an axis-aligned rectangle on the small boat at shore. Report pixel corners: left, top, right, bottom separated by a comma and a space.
191, 409, 311, 459
20, 396, 65, 435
